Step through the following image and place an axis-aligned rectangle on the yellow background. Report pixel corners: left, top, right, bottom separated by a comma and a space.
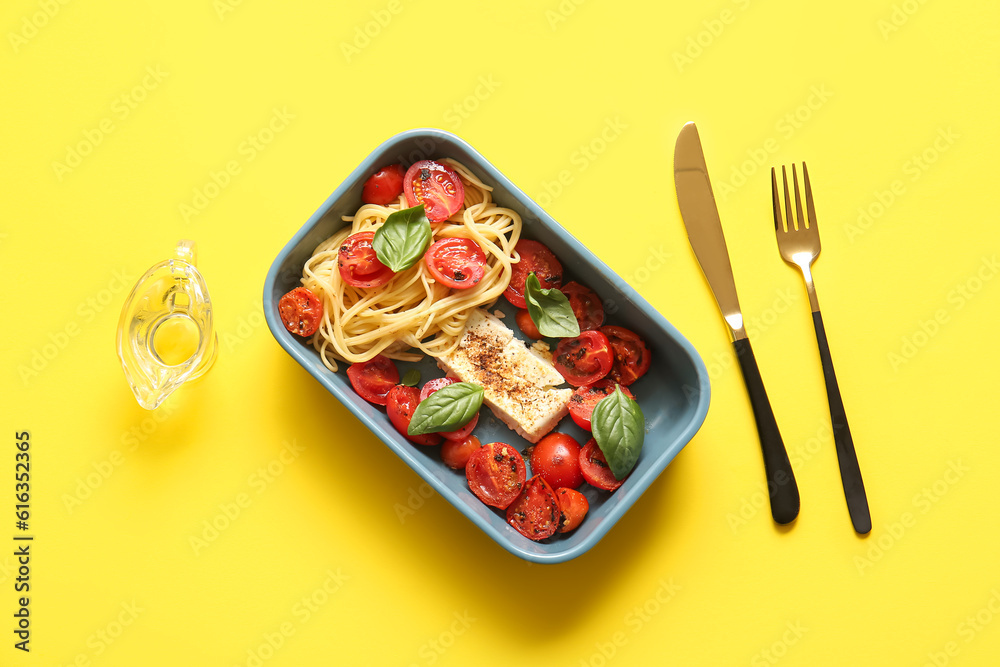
2, 0, 998, 665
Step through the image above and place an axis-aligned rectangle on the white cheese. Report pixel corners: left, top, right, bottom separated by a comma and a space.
438, 309, 572, 443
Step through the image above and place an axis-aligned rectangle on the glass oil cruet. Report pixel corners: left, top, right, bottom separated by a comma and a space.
116, 240, 218, 409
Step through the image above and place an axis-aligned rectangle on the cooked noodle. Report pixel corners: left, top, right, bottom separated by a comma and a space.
301, 159, 522, 372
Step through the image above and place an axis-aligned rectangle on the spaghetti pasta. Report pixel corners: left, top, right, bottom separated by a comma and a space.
301, 159, 522, 372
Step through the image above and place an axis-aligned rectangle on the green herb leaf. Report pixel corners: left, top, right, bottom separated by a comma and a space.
400, 368, 421, 387
407, 382, 484, 435
524, 272, 580, 338
591, 386, 645, 480
372, 205, 432, 272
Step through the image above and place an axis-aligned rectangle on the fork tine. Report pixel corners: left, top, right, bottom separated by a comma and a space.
792, 164, 806, 230
771, 167, 785, 233
782, 166, 795, 231
802, 162, 817, 229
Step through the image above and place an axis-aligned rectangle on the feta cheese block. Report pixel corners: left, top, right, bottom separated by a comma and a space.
437, 309, 572, 443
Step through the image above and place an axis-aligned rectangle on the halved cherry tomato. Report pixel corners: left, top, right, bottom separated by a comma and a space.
567, 380, 635, 431
441, 435, 481, 470
346, 355, 399, 406
423, 238, 487, 289
555, 487, 589, 533
560, 281, 604, 331
503, 239, 563, 309
278, 287, 323, 337
515, 309, 542, 339
506, 475, 560, 541
386, 385, 441, 446
418, 377, 479, 441
338, 231, 394, 289
600, 325, 652, 386
529, 433, 584, 490
361, 163, 405, 205
466, 442, 526, 509
579, 438, 627, 491
419, 377, 458, 401
553, 330, 614, 387
404, 160, 465, 222
441, 414, 479, 442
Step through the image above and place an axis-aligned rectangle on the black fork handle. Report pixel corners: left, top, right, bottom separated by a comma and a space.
812, 311, 872, 534
732, 337, 800, 525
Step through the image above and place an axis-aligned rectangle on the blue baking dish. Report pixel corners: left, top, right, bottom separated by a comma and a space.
263, 128, 710, 563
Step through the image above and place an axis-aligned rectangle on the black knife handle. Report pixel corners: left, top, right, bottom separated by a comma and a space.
812, 311, 871, 534
732, 337, 800, 524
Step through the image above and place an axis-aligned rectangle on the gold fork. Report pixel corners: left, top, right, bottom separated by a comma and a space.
772, 164, 871, 534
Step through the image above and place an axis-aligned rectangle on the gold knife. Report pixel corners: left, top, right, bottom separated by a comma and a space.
674, 122, 799, 525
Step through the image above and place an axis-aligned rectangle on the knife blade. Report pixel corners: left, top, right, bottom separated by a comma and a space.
673, 122, 800, 525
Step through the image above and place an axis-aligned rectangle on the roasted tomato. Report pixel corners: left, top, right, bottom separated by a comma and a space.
419, 377, 458, 401
503, 239, 563, 309
361, 163, 405, 205
560, 281, 604, 331
441, 435, 481, 470
424, 238, 487, 289
404, 160, 465, 222
515, 309, 542, 339
386, 385, 441, 446
506, 475, 560, 541
418, 377, 479, 441
529, 433, 584, 490
553, 330, 614, 387
346, 355, 399, 406
278, 287, 323, 337
338, 231, 394, 289
600, 325, 652, 386
579, 438, 627, 491
555, 487, 589, 533
466, 442, 526, 509
567, 380, 635, 431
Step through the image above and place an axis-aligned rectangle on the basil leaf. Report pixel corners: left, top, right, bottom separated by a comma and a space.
372, 205, 432, 272
400, 368, 421, 387
591, 386, 645, 480
407, 382, 484, 435
524, 272, 580, 338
